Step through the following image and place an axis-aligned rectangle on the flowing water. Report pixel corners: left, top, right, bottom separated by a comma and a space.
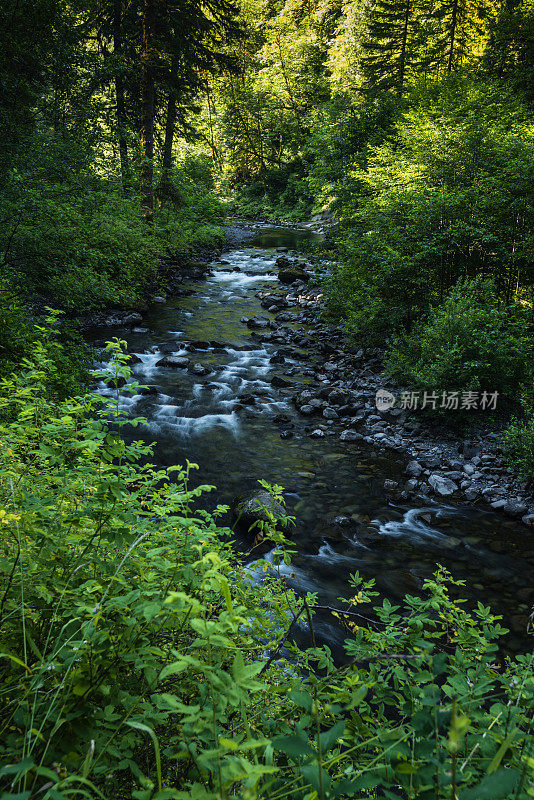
87, 224, 533, 655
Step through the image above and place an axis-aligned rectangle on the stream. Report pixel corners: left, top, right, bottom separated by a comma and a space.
87, 223, 533, 656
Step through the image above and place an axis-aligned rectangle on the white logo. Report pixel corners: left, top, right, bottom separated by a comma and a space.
375, 389, 396, 411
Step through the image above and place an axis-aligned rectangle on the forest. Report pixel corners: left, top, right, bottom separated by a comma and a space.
0, 0, 534, 797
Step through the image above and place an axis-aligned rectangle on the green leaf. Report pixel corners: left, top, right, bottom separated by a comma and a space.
487, 729, 517, 773
459, 768, 521, 800
288, 688, 313, 711
272, 734, 315, 758
126, 721, 162, 792
300, 764, 332, 795
319, 721, 345, 753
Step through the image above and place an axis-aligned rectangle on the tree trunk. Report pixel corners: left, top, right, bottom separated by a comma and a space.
160, 54, 178, 188
113, 0, 131, 194
398, 0, 411, 96
140, 0, 156, 222
447, 0, 459, 71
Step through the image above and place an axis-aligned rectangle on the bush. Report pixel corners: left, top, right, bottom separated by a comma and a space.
0, 296, 90, 395
387, 278, 534, 405
0, 337, 533, 799
323, 78, 534, 341
0, 142, 224, 312
229, 160, 315, 221
503, 386, 534, 482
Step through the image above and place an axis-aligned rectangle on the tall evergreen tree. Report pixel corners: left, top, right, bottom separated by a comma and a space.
361, 0, 418, 96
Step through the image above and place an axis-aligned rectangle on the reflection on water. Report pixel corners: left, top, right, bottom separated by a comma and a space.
87, 226, 534, 655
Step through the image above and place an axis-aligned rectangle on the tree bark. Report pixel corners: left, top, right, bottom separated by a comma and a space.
160, 54, 178, 188
398, 0, 411, 96
140, 0, 156, 222
113, 0, 131, 194
447, 0, 459, 71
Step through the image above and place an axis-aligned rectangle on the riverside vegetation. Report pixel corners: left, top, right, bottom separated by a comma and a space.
0, 331, 533, 798
1, 0, 534, 796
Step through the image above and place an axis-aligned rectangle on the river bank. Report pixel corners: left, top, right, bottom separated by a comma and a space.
226, 222, 534, 530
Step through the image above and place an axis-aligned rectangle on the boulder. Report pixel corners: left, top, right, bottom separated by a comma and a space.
271, 375, 293, 388
234, 489, 287, 531
323, 407, 339, 420
278, 268, 309, 285
124, 312, 143, 325
504, 500, 528, 518
406, 460, 423, 478
190, 363, 210, 376
247, 316, 270, 330
156, 355, 190, 368
428, 474, 458, 496
340, 430, 363, 442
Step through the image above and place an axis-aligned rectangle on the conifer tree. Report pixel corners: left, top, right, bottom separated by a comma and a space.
361, 0, 418, 96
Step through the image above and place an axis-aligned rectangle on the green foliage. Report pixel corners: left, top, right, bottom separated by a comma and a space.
0, 337, 533, 799
0, 142, 224, 311
503, 386, 534, 482
229, 160, 314, 221
324, 77, 534, 340
387, 278, 534, 403
0, 298, 90, 397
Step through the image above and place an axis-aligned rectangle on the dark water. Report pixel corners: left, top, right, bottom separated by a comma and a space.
87, 224, 533, 654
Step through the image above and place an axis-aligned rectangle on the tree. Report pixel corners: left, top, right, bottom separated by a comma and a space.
112, 0, 132, 194
139, 0, 156, 222
361, 0, 419, 96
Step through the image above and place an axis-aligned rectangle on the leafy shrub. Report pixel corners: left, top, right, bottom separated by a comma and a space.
0, 143, 224, 312
0, 336, 533, 799
0, 298, 90, 395
324, 78, 534, 340
387, 278, 534, 404
503, 386, 534, 482
0, 279, 32, 374
229, 160, 315, 221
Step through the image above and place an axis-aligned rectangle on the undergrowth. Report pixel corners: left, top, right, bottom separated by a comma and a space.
0, 331, 532, 799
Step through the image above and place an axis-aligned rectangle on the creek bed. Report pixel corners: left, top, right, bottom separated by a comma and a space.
86, 223, 533, 656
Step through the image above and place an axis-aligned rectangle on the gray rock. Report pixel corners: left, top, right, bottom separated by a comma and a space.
464, 487, 480, 501
234, 490, 287, 531
310, 429, 325, 438
491, 499, 507, 510
191, 364, 209, 376
340, 430, 363, 442
323, 407, 339, 420
299, 404, 316, 416
152, 295, 166, 303
329, 388, 349, 405
384, 479, 399, 492
247, 316, 270, 329
428, 474, 458, 496
504, 500, 528, 518
521, 514, 534, 526
124, 312, 143, 325
406, 460, 423, 477
271, 376, 293, 388
155, 355, 190, 368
